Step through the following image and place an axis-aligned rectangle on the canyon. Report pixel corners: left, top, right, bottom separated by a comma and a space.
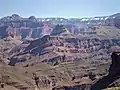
0, 13, 120, 90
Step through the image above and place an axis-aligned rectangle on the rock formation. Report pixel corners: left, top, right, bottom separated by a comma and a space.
91, 51, 120, 90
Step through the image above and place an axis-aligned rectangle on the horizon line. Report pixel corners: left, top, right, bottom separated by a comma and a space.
0, 12, 119, 19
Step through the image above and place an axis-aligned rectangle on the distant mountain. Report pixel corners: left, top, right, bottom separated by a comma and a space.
0, 13, 120, 39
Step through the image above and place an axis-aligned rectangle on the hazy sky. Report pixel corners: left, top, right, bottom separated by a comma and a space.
0, 0, 120, 18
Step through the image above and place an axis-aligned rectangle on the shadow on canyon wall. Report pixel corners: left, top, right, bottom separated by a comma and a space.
91, 52, 120, 90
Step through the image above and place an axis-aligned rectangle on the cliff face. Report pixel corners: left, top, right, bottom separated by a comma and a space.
0, 26, 8, 38
0, 14, 52, 39
8, 34, 120, 65
109, 52, 120, 75
91, 52, 120, 90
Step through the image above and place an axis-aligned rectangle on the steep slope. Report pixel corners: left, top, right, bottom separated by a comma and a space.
8, 33, 120, 66
0, 61, 35, 90
0, 36, 22, 64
